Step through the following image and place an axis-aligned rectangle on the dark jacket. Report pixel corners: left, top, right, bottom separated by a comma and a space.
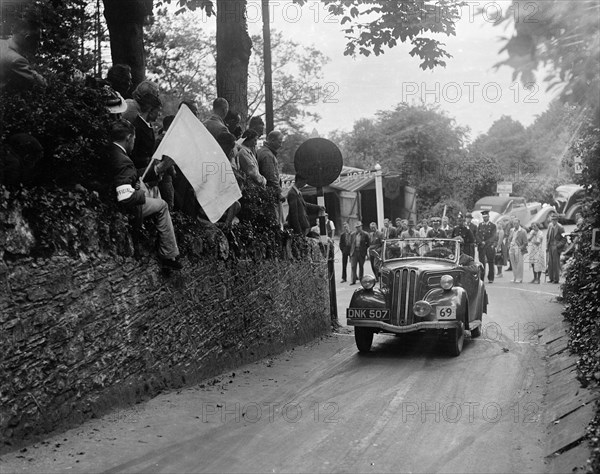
131, 116, 156, 172
350, 230, 370, 258
339, 231, 351, 255
203, 114, 228, 139
286, 185, 320, 235
106, 143, 146, 208
257, 144, 281, 191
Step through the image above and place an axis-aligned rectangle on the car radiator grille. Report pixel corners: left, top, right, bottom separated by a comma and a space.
393, 269, 418, 326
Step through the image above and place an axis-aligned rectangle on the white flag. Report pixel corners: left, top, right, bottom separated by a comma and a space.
152, 106, 241, 223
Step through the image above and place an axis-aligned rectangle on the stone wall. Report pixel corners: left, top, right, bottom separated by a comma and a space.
0, 245, 330, 447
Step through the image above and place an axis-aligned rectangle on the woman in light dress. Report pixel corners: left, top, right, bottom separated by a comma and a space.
527, 222, 545, 284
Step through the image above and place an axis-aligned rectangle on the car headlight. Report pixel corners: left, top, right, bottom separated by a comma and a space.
413, 300, 432, 318
440, 274, 454, 290
361, 274, 376, 290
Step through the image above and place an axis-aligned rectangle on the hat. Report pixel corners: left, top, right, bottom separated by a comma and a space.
102, 86, 128, 114
355, 221, 363, 227
466, 212, 473, 218
432, 217, 441, 223
481, 210, 490, 216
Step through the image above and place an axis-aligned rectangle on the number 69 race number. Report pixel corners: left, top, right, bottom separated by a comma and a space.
436, 306, 456, 319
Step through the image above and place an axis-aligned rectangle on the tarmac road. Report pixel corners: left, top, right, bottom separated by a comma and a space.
1, 238, 566, 473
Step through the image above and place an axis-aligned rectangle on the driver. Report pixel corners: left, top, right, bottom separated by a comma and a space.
455, 237, 480, 277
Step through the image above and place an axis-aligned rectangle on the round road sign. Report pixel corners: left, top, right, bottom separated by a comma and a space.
294, 138, 343, 188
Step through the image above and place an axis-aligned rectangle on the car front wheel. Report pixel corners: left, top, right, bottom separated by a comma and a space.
355, 327, 374, 353
446, 322, 465, 357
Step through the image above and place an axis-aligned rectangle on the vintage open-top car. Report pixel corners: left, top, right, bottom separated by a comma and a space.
346, 238, 488, 356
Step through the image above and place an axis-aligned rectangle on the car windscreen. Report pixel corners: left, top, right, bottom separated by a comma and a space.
383, 238, 459, 262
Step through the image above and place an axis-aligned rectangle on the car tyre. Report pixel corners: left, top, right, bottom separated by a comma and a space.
355, 327, 374, 353
447, 322, 465, 357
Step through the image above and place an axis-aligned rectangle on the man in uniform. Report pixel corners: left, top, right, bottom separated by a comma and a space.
477, 210, 497, 283
451, 213, 475, 257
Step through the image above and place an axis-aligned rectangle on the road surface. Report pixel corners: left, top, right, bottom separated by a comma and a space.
1, 239, 565, 473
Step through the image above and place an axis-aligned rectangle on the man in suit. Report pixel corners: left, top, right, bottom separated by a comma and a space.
427, 217, 447, 238
477, 210, 497, 283
381, 218, 397, 239
107, 119, 182, 270
451, 213, 475, 257
286, 173, 323, 235
465, 212, 478, 258
368, 222, 384, 278
349, 221, 370, 285
339, 222, 352, 282
546, 213, 566, 283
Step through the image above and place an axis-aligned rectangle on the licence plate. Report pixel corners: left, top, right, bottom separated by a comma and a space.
347, 308, 389, 320
436, 306, 456, 319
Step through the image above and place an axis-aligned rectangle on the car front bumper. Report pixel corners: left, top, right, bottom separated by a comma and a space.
347, 319, 463, 334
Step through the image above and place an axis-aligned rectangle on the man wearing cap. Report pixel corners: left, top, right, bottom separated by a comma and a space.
349, 221, 370, 285
427, 218, 447, 238
477, 210, 497, 283
451, 213, 475, 257
286, 174, 323, 236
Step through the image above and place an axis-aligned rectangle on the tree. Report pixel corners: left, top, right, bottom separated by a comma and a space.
145, 9, 215, 113
493, 0, 600, 115
215, 0, 252, 121
103, 0, 154, 88
293, 0, 464, 68
470, 116, 535, 181
247, 31, 329, 132
145, 13, 329, 131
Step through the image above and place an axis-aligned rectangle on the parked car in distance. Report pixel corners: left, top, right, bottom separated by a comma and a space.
553, 184, 585, 223
471, 195, 555, 229
346, 238, 488, 356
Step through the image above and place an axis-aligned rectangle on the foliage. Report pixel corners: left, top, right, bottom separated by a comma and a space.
293, 0, 464, 69
247, 31, 330, 132
145, 10, 329, 132
493, 1, 600, 114
7, 0, 99, 77
145, 8, 215, 117
1, 186, 130, 259
511, 175, 563, 205
0, 79, 112, 188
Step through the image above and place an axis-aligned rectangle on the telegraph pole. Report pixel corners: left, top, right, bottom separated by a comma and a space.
262, 0, 274, 134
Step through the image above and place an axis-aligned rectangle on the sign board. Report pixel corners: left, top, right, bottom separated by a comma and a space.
496, 181, 513, 195
294, 138, 343, 188
593, 228, 600, 251
574, 157, 583, 175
